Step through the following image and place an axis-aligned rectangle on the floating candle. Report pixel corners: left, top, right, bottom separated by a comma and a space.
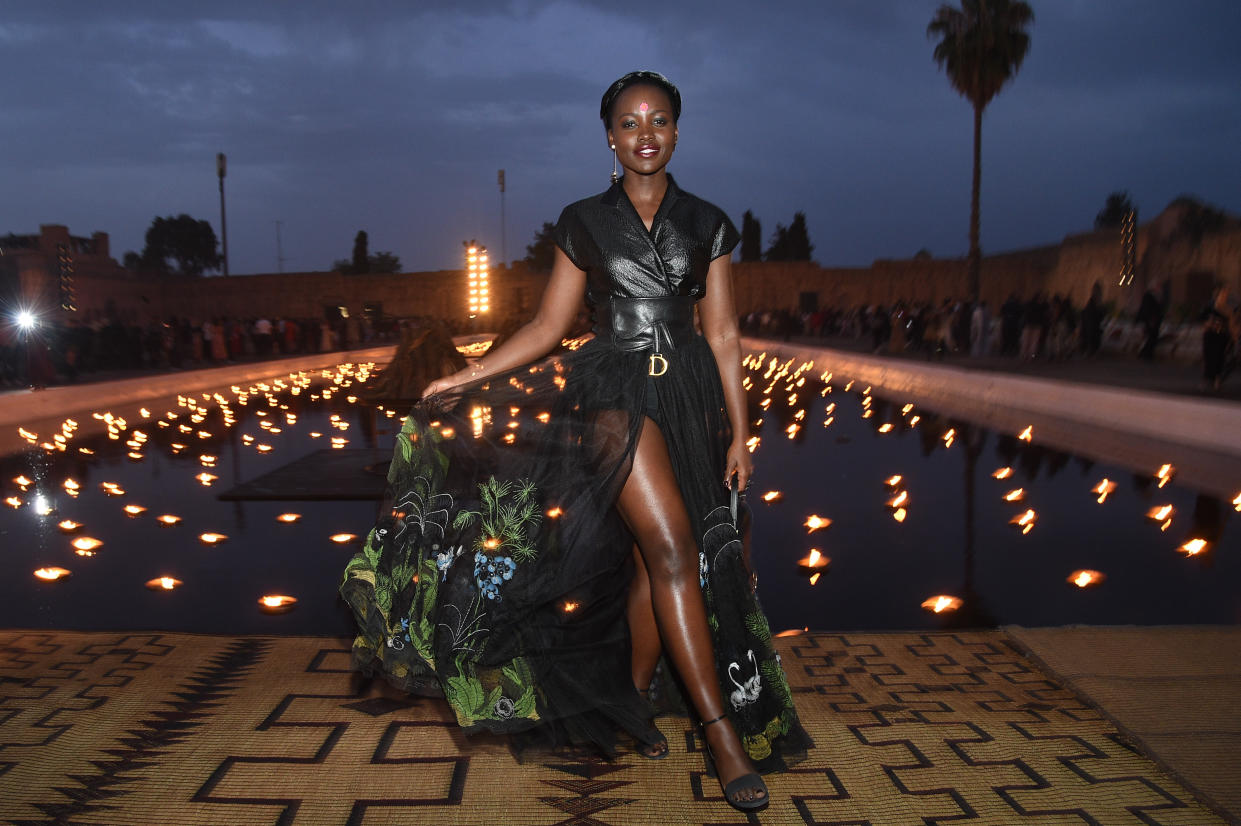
921, 595, 962, 613
1068, 569, 1105, 588
804, 515, 831, 533
1179, 538, 1208, 556
258, 595, 297, 613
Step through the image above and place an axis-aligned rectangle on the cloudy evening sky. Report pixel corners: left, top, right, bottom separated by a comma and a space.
2, 1, 1239, 274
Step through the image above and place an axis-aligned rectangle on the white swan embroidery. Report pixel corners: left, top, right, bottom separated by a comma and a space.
728, 649, 762, 710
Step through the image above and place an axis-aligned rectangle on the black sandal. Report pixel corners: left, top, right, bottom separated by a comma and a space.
702, 713, 768, 811
635, 688, 668, 760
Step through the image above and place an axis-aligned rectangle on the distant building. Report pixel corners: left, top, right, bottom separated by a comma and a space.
0, 225, 123, 317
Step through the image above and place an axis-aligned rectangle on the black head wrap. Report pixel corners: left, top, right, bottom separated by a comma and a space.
599, 71, 682, 127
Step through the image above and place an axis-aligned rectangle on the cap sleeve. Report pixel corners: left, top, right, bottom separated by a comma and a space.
710, 211, 741, 261
553, 205, 589, 271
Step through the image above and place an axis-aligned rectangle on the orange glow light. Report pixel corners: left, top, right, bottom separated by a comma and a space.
887, 491, 908, 508
808, 572, 821, 585
4, 496, 20, 509
196, 473, 218, 486
1003, 488, 1025, 502
1018, 425, 1033, 442
123, 504, 147, 517
58, 519, 82, 533
804, 515, 831, 532
1010, 509, 1036, 534
277, 513, 302, 523
35, 567, 72, 581
921, 595, 962, 613
146, 576, 183, 591
71, 536, 103, 553
1155, 463, 1175, 488
799, 549, 829, 570
156, 514, 182, 526
761, 491, 782, 503
1068, 569, 1105, 588
893, 507, 907, 522
562, 601, 579, 613
885, 475, 902, 487
330, 533, 358, 544
199, 532, 228, 545
258, 594, 297, 613
1146, 505, 1173, 522
992, 467, 1013, 480
1093, 479, 1116, 503
546, 507, 563, 519
1179, 538, 1208, 556
13, 474, 32, 488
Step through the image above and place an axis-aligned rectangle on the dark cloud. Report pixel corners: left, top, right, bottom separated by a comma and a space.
2, 1, 1239, 275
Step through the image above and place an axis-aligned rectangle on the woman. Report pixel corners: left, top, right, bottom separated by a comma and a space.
341, 71, 810, 812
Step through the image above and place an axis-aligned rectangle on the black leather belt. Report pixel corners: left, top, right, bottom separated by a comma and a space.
593, 296, 695, 376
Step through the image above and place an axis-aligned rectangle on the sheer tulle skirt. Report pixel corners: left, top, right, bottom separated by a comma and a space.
340, 334, 811, 768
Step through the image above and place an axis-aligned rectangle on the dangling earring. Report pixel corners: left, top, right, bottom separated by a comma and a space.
610, 145, 619, 184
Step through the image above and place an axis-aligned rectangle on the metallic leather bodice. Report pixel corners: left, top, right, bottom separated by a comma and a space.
554, 175, 740, 307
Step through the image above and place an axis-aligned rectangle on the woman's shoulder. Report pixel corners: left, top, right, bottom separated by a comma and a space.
558, 187, 615, 220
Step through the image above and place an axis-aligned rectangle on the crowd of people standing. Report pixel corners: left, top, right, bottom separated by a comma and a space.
741, 284, 1239, 390
0, 310, 395, 389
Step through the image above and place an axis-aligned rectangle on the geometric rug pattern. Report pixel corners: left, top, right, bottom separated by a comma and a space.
0, 630, 1225, 825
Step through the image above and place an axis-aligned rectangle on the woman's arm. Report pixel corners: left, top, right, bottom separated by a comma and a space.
422, 248, 586, 397
698, 254, 753, 492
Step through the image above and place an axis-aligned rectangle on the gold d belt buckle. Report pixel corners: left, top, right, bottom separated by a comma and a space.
648, 352, 668, 377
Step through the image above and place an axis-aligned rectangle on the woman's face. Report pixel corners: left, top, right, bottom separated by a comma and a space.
606, 84, 677, 178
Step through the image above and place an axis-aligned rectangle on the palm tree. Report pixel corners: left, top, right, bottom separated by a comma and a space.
928, 0, 1034, 302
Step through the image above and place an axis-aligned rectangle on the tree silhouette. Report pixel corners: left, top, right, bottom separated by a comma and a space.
522, 222, 557, 273
139, 214, 221, 276
352, 231, 370, 274
369, 251, 402, 273
740, 210, 762, 261
1095, 191, 1135, 230
929, 0, 1034, 301
764, 212, 814, 261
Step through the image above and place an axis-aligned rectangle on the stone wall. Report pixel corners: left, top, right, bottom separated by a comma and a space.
7, 214, 1238, 327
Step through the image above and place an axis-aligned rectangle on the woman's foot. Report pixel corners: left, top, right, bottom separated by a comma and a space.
702, 713, 768, 810
635, 688, 668, 759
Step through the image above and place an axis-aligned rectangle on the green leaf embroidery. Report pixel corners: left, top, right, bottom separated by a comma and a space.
744, 610, 771, 642
399, 432, 412, 465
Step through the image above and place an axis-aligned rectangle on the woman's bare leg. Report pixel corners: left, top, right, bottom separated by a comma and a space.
616, 417, 763, 804
627, 544, 662, 692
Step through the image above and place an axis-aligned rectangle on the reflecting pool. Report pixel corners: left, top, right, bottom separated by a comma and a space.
1, 352, 1237, 635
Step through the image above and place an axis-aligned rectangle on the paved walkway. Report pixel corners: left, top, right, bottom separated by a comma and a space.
783, 334, 1241, 403
1, 627, 1236, 825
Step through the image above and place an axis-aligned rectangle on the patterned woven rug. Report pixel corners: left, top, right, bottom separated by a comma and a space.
0, 630, 1225, 825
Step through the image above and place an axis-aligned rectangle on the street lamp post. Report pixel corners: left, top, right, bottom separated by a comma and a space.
216, 152, 229, 277
498, 169, 506, 269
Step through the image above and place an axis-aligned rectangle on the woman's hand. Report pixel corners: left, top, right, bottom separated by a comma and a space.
724, 438, 753, 493
420, 372, 466, 399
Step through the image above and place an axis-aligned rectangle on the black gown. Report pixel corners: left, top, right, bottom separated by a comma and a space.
340, 175, 812, 770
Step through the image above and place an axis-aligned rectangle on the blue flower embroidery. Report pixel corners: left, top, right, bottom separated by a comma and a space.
474, 552, 517, 601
